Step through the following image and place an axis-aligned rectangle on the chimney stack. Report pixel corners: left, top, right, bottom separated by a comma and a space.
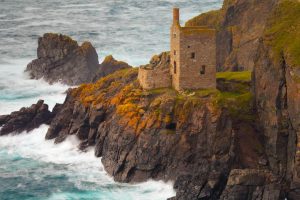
173, 8, 180, 26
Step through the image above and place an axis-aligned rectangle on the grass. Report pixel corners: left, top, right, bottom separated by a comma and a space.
214, 91, 255, 122
185, 10, 222, 29
264, 0, 300, 67
184, 0, 236, 29
216, 71, 252, 82
146, 87, 174, 96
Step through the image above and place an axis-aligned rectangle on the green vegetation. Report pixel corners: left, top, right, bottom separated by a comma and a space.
214, 91, 254, 122
146, 88, 175, 96
216, 71, 252, 82
185, 10, 222, 29
265, 0, 300, 67
184, 0, 236, 29
72, 68, 138, 107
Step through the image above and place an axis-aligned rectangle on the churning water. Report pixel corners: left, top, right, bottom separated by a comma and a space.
0, 0, 222, 199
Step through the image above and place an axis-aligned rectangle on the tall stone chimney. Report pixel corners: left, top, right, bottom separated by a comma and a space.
173, 8, 180, 26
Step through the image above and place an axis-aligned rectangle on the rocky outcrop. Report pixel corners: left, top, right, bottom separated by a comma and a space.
26, 33, 132, 85
0, 100, 59, 135
40, 67, 273, 199
186, 0, 278, 71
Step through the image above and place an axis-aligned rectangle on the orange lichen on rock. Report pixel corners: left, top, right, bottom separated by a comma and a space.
71, 66, 252, 135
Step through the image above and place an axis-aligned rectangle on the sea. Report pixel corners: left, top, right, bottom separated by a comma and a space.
0, 1, 223, 199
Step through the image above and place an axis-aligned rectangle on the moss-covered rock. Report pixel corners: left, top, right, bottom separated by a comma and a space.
264, 0, 300, 68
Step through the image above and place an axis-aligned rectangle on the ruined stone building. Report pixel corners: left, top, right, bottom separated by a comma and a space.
138, 8, 216, 91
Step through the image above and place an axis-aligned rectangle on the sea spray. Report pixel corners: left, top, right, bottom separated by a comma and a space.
0, 59, 68, 115
0, 125, 175, 200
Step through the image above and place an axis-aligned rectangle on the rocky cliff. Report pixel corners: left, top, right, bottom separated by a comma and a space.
253, 0, 300, 198
1, 0, 300, 199
1, 64, 271, 199
47, 66, 266, 199
26, 33, 131, 85
186, 0, 277, 71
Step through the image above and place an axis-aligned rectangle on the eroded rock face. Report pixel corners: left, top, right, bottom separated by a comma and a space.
26, 33, 132, 85
0, 100, 58, 135
254, 39, 300, 199
186, 0, 278, 71
220, 169, 283, 200
26, 33, 100, 85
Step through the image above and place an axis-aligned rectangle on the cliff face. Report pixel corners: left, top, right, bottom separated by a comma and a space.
253, 1, 300, 198
186, 0, 278, 71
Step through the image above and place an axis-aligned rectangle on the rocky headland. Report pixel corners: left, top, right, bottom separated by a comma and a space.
26, 33, 131, 85
1, 0, 300, 199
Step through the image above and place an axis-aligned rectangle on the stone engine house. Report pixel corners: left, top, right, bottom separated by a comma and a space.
138, 8, 216, 91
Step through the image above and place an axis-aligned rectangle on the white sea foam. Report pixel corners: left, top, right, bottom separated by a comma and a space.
0, 59, 68, 114
0, 125, 176, 200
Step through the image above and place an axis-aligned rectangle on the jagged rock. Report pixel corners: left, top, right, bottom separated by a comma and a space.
220, 169, 283, 200
92, 55, 131, 82
26, 33, 99, 85
0, 100, 54, 135
26, 33, 132, 85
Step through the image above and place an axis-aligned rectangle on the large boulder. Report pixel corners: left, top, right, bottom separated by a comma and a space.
26, 33, 132, 85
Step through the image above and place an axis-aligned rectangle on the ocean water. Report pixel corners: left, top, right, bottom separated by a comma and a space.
0, 0, 223, 199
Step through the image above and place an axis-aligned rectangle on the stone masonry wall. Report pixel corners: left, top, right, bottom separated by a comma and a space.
138, 68, 171, 90
178, 29, 216, 90
138, 52, 172, 90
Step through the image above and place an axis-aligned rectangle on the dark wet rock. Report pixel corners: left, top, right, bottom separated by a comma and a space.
26, 33, 132, 85
0, 100, 54, 135
26, 33, 99, 85
0, 115, 10, 126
